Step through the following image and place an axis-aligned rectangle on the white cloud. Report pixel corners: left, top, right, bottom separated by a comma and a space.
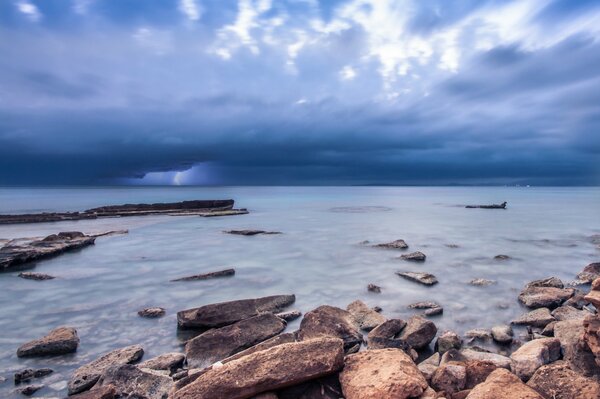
339, 65, 357, 81
178, 0, 202, 22
72, 0, 93, 15
16, 0, 42, 22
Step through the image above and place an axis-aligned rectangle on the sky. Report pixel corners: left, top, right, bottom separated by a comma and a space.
0, 0, 599, 186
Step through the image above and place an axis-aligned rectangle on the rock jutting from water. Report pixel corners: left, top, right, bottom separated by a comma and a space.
396, 271, 439, 285
372, 239, 409, 250
170, 268, 235, 282
18, 272, 56, 280
399, 251, 427, 261
17, 326, 79, 358
465, 201, 508, 209
223, 229, 282, 236
138, 307, 166, 318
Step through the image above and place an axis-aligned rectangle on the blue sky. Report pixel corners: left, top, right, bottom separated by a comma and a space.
0, 0, 599, 185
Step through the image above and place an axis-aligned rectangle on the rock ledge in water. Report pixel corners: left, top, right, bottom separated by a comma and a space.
17, 326, 79, 358
396, 271, 438, 286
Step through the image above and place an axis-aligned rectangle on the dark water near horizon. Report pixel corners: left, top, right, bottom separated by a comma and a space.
0, 186, 598, 397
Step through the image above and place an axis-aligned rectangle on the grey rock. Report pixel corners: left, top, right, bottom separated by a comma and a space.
435, 330, 462, 354
138, 307, 166, 318
518, 286, 574, 308
17, 326, 79, 357
469, 278, 496, 286
298, 305, 362, 353
525, 277, 564, 289
367, 283, 381, 293
399, 315, 437, 350
139, 352, 185, 372
18, 272, 55, 280
367, 319, 409, 350
14, 368, 53, 384
399, 251, 427, 261
15, 384, 43, 396
170, 268, 235, 282
346, 300, 386, 331
373, 239, 408, 249
576, 262, 600, 284
224, 230, 281, 236
491, 325, 513, 344
275, 310, 302, 322
396, 271, 438, 286
94, 364, 172, 399
512, 308, 556, 328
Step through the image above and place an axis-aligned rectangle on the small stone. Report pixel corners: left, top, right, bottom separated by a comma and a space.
14, 368, 53, 384
367, 319, 408, 350
469, 278, 496, 286
491, 325, 513, 344
494, 254, 511, 260
17, 326, 79, 357
18, 272, 55, 280
346, 300, 386, 331
138, 307, 166, 318
399, 315, 437, 350
373, 239, 409, 249
396, 271, 438, 286
465, 329, 492, 341
16, 384, 43, 396
367, 283, 381, 293
436, 330, 462, 354
399, 251, 426, 261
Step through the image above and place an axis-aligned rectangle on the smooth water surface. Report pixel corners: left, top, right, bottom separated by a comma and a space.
0, 186, 598, 397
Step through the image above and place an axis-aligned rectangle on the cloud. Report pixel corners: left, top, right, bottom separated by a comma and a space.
178, 0, 202, 22
15, 0, 41, 22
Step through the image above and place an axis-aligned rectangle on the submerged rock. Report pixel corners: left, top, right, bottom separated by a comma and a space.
298, 305, 362, 353
518, 286, 574, 308
373, 239, 409, 250
14, 368, 53, 384
170, 268, 235, 282
177, 294, 295, 329
469, 278, 496, 286
465, 202, 507, 209
346, 300, 386, 331
17, 326, 79, 358
525, 277, 564, 289
408, 301, 443, 317
224, 230, 282, 236
399, 251, 427, 262
138, 307, 166, 318
94, 364, 173, 399
466, 369, 543, 399
15, 384, 44, 396
367, 283, 381, 293
396, 271, 438, 286
527, 360, 600, 399
17, 272, 55, 280
494, 254, 511, 260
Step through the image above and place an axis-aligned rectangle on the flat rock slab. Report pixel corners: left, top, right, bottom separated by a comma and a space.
275, 310, 302, 322
518, 286, 574, 308
139, 352, 185, 371
170, 268, 235, 282
525, 277, 564, 289
298, 305, 363, 353
465, 369, 542, 399
185, 313, 287, 369
346, 300, 386, 331
224, 230, 282, 236
94, 364, 173, 399
373, 239, 409, 249
69, 385, 116, 399
14, 368, 53, 384
457, 349, 512, 369
198, 209, 249, 217
18, 272, 55, 280
172, 337, 345, 399
1, 232, 95, 270
340, 348, 428, 399
68, 344, 144, 395
469, 278, 495, 286
396, 271, 438, 286
527, 360, 600, 399
177, 294, 295, 329
465, 202, 507, 209
17, 326, 79, 357
399, 251, 426, 261
511, 308, 555, 327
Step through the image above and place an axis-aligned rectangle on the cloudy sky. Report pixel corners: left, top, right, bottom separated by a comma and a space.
0, 0, 599, 185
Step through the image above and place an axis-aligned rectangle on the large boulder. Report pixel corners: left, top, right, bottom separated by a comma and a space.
346, 300, 386, 331
465, 369, 543, 399
298, 305, 363, 353
68, 385, 116, 399
68, 345, 144, 395
525, 277, 564, 289
583, 315, 600, 367
431, 362, 467, 395
172, 337, 344, 399
551, 305, 590, 321
576, 262, 600, 284
339, 348, 428, 399
93, 364, 172, 399
367, 319, 409, 350
553, 319, 600, 378
177, 294, 295, 329
398, 315, 437, 350
17, 326, 79, 357
527, 360, 600, 399
509, 338, 561, 381
518, 286, 574, 309
185, 313, 286, 368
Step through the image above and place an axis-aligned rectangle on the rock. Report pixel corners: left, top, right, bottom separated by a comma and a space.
138, 307, 166, 318
584, 279, 600, 308
494, 254, 511, 260
465, 369, 543, 399
518, 286, 574, 308
527, 360, 600, 399
583, 315, 600, 367
17, 272, 55, 280
222, 333, 298, 364
16, 384, 44, 396
509, 338, 561, 380
139, 352, 185, 372
277, 374, 342, 399
551, 305, 589, 321
541, 321, 556, 337
491, 325, 513, 344
224, 230, 282, 236
436, 330, 462, 354
424, 306, 443, 316
68, 344, 144, 395
399, 251, 426, 261
464, 360, 498, 389
396, 271, 438, 286
576, 262, 600, 284
525, 277, 564, 289
87, 199, 236, 217
456, 349, 512, 369
367, 283, 381, 293
198, 209, 249, 217
177, 294, 295, 329
511, 308, 555, 328
170, 268, 235, 282
94, 364, 172, 399
339, 348, 428, 399
554, 319, 600, 378
185, 313, 287, 369
17, 326, 79, 357
346, 300, 386, 331
1, 232, 95, 270
367, 319, 409, 350
253, 393, 279, 399
418, 353, 440, 382
14, 368, 53, 384
298, 305, 363, 353
465, 329, 492, 341
431, 362, 467, 395
564, 291, 587, 309
173, 337, 344, 399
68, 385, 116, 399
469, 278, 495, 286
275, 310, 302, 322
373, 239, 409, 249
465, 202, 507, 209
399, 315, 437, 350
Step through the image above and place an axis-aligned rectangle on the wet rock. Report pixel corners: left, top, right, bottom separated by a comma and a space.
583, 278, 600, 308
198, 209, 249, 217
511, 308, 555, 328
418, 353, 440, 382
553, 319, 600, 378
576, 262, 600, 284
456, 349, 512, 369
277, 374, 343, 399
346, 300, 386, 331
367, 319, 409, 350
69, 385, 116, 399
551, 305, 589, 321
222, 333, 298, 364
94, 364, 173, 399
408, 301, 443, 317
340, 348, 428, 399
436, 330, 462, 354
17, 272, 55, 280
298, 305, 362, 353
170, 268, 235, 282
399, 315, 437, 350
68, 344, 144, 395
469, 278, 495, 286
583, 315, 600, 367
491, 325, 513, 344
464, 360, 498, 389
138, 307, 166, 318
494, 254, 511, 260
525, 277, 564, 289
432, 362, 467, 395
275, 310, 302, 322
139, 352, 185, 372
527, 360, 600, 399
185, 313, 286, 369
17, 326, 79, 357
15, 384, 43, 396
14, 368, 53, 384
396, 271, 438, 286
367, 283, 381, 293
509, 338, 561, 381
564, 291, 587, 309
173, 337, 345, 399
224, 229, 282, 236
465, 369, 543, 399
541, 321, 556, 337
465, 329, 492, 341
373, 239, 409, 249
466, 202, 507, 209
518, 286, 574, 309
177, 294, 295, 329
399, 251, 426, 262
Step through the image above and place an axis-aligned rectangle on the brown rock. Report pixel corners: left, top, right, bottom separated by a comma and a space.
223, 333, 298, 364
511, 308, 555, 328
464, 360, 498, 389
551, 305, 589, 321
177, 294, 295, 329
491, 325, 513, 344
275, 310, 302, 322
17, 326, 79, 357
185, 313, 286, 368
452, 349, 512, 369
583, 315, 600, 367
509, 338, 561, 380
298, 305, 362, 352
367, 319, 409, 350
399, 315, 437, 350
526, 360, 600, 399
431, 362, 467, 395
346, 300, 386, 331
170, 268, 235, 282
172, 337, 345, 399
553, 319, 600, 378
69, 385, 116, 399
584, 279, 600, 308
340, 348, 428, 399
436, 330, 462, 354
139, 352, 185, 371
94, 364, 172, 399
277, 374, 343, 399
525, 277, 564, 289
576, 262, 600, 283
465, 369, 543, 398
518, 286, 574, 308
138, 307, 166, 318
